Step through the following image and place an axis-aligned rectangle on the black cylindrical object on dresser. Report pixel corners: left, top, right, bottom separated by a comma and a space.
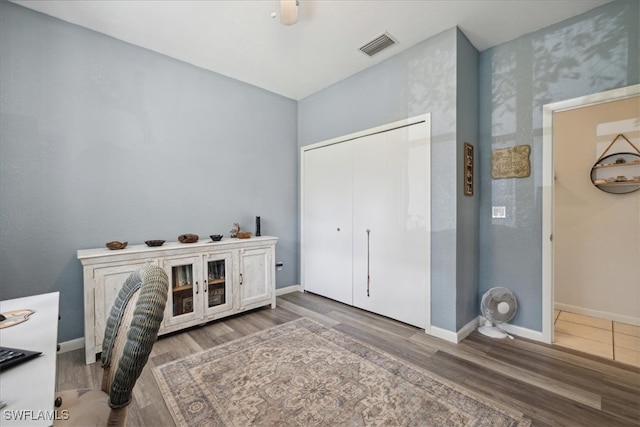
255, 216, 261, 236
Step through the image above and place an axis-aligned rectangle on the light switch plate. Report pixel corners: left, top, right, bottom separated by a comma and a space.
492, 206, 506, 218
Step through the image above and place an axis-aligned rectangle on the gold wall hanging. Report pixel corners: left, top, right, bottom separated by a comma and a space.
492, 145, 531, 179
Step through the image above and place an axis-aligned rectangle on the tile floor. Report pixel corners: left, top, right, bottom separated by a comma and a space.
554, 310, 640, 367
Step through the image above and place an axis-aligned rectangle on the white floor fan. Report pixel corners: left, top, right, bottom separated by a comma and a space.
478, 287, 517, 339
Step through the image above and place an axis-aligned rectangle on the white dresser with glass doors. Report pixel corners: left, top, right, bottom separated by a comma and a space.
301, 115, 430, 329
78, 236, 277, 364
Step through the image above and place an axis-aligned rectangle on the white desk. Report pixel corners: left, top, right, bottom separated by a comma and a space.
0, 292, 59, 426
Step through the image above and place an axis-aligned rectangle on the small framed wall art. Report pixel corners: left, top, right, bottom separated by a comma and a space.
491, 145, 531, 179
464, 142, 474, 196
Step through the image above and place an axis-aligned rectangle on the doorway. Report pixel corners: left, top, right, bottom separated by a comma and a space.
541, 84, 640, 351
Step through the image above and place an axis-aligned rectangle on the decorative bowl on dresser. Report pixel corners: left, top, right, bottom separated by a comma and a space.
105, 241, 127, 250
178, 234, 199, 243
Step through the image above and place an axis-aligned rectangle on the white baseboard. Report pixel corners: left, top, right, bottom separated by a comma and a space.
428, 317, 479, 344
58, 337, 84, 354
500, 322, 545, 342
276, 284, 301, 296
428, 325, 458, 343
457, 317, 480, 341
555, 302, 640, 326
475, 316, 545, 342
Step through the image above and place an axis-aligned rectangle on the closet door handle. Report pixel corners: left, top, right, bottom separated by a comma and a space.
195, 281, 199, 294
366, 229, 371, 297
240, 273, 243, 285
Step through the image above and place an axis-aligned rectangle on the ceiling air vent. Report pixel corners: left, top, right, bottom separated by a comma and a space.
359, 32, 397, 57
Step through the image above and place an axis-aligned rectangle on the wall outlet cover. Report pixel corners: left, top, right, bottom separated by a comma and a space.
492, 206, 506, 218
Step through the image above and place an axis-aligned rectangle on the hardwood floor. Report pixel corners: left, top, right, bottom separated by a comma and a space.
56, 292, 640, 426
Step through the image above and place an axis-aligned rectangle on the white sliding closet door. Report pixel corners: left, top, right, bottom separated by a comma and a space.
302, 115, 430, 329
302, 142, 353, 305
352, 123, 430, 328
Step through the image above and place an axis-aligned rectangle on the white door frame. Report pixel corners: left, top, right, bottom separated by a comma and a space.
541, 84, 640, 343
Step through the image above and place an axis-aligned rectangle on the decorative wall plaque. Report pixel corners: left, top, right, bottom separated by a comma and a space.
492, 145, 531, 179
464, 142, 474, 196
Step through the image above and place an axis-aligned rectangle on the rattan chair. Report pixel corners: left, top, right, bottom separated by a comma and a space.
54, 265, 168, 426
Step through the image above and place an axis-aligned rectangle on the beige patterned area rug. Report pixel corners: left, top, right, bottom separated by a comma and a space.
153, 318, 531, 426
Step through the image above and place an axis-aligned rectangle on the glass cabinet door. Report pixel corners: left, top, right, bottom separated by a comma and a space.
204, 252, 233, 316
164, 256, 201, 326
173, 264, 194, 316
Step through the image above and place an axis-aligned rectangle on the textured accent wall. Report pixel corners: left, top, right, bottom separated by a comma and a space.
456, 31, 480, 330
479, 0, 639, 331
0, 1, 298, 342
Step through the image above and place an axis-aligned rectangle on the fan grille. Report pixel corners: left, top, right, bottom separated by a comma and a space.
481, 287, 517, 324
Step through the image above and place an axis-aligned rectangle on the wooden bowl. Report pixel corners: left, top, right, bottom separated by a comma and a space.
178, 234, 199, 243
237, 231, 252, 239
106, 241, 127, 250
210, 235, 223, 242
145, 240, 165, 247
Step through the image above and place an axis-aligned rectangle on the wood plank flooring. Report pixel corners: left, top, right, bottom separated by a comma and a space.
56, 292, 640, 426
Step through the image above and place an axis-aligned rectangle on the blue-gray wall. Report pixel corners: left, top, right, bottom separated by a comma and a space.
456, 32, 480, 330
298, 28, 476, 332
0, 1, 298, 342
478, 0, 639, 331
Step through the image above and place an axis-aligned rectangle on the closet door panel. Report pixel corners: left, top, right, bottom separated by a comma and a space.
302, 142, 353, 305
352, 124, 429, 328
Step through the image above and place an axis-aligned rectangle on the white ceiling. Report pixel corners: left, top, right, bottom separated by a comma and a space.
12, 0, 611, 100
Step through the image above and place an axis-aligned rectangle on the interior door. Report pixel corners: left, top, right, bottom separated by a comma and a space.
302, 142, 354, 305
352, 123, 430, 328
